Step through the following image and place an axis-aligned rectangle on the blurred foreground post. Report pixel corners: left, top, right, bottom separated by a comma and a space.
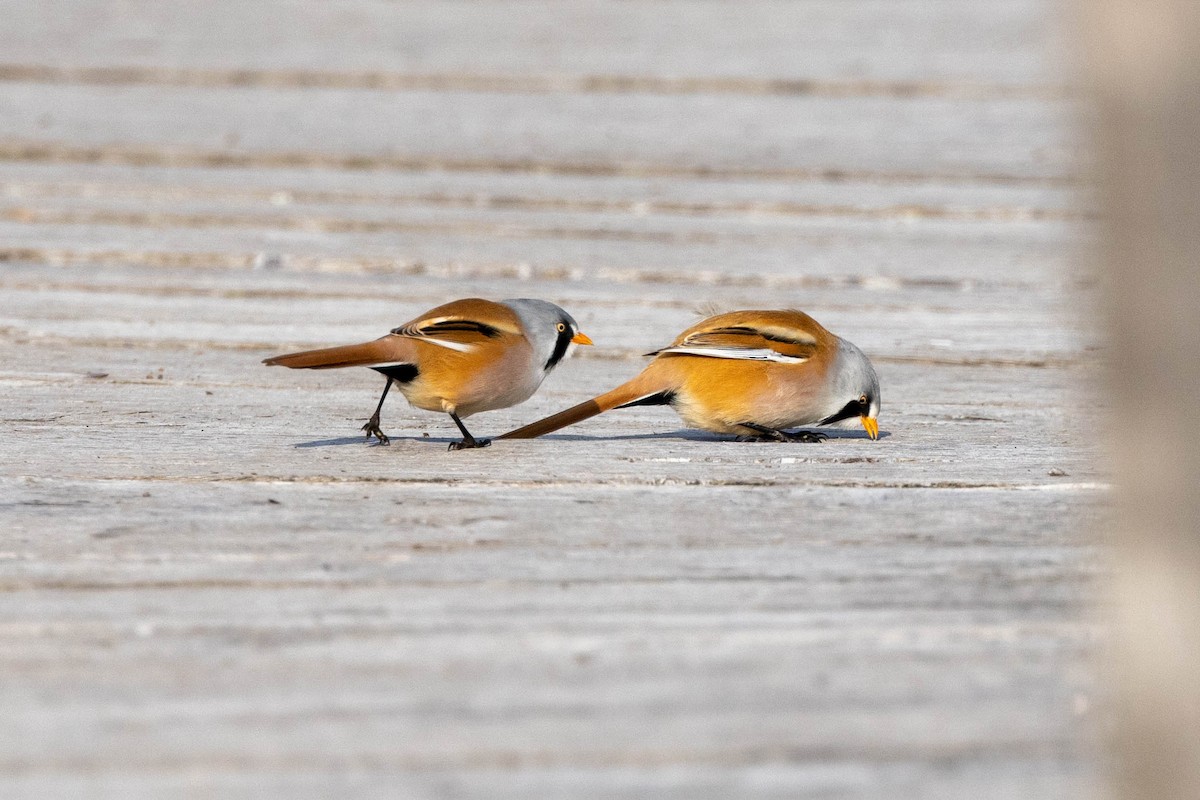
1082, 2, 1200, 798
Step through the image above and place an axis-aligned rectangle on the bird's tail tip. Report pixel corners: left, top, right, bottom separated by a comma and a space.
261, 339, 393, 370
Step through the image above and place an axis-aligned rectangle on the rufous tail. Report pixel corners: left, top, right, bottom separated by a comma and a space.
498, 369, 670, 439
262, 337, 397, 370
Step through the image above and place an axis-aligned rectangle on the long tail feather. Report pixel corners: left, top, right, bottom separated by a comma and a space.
498, 369, 670, 439
263, 337, 398, 370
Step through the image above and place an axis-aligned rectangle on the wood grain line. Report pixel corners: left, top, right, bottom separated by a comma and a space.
1, 206, 1076, 252
0, 63, 1073, 100
0, 738, 1080, 774
3, 475, 1112, 491
0, 180, 1092, 223
0, 277, 1045, 313
0, 247, 1056, 293
0, 140, 1078, 187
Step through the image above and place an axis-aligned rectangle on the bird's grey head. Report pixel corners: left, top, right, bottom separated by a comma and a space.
819, 337, 882, 439
502, 298, 591, 372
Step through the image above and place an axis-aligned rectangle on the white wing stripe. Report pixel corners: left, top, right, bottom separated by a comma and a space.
414, 338, 476, 353
656, 346, 807, 363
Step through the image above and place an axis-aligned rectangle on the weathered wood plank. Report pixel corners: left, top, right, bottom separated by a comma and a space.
0, 345, 1100, 485
0, 84, 1078, 180
1, 474, 1100, 797
0, 219, 1080, 291
0, 282, 1091, 366
0, 0, 1101, 797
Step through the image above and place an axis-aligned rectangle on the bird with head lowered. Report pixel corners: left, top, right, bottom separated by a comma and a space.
498, 309, 879, 443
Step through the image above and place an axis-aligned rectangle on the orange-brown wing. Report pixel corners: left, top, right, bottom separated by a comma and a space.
392, 298, 524, 352
649, 310, 830, 363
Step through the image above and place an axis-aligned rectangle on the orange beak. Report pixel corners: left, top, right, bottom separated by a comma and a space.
861, 416, 879, 440
571, 331, 594, 345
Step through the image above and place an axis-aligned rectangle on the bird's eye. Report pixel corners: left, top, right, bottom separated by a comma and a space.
859, 394, 869, 406
556, 322, 567, 333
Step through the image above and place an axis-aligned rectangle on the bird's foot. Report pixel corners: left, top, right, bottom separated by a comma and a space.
361, 416, 390, 445
737, 425, 826, 443
783, 430, 827, 443
448, 437, 492, 451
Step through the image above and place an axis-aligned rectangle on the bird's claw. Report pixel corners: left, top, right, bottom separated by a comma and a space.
361, 417, 390, 445
448, 438, 492, 451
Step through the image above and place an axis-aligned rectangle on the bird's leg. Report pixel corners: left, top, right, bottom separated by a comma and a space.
361, 378, 392, 445
447, 411, 492, 451
737, 422, 826, 443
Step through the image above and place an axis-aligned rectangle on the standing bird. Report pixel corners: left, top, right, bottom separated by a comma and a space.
498, 309, 879, 442
263, 298, 592, 450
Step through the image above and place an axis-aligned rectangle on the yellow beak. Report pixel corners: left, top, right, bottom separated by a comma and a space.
571, 331, 594, 345
860, 416, 879, 440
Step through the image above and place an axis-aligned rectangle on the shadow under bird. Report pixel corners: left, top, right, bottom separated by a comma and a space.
263, 298, 592, 450
498, 309, 880, 442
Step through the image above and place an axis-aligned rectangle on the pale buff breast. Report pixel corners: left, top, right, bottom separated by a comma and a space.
398, 334, 539, 417
658, 348, 836, 433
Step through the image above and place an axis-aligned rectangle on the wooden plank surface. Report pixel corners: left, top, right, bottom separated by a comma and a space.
0, 2, 1104, 798
1, 0, 1066, 84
